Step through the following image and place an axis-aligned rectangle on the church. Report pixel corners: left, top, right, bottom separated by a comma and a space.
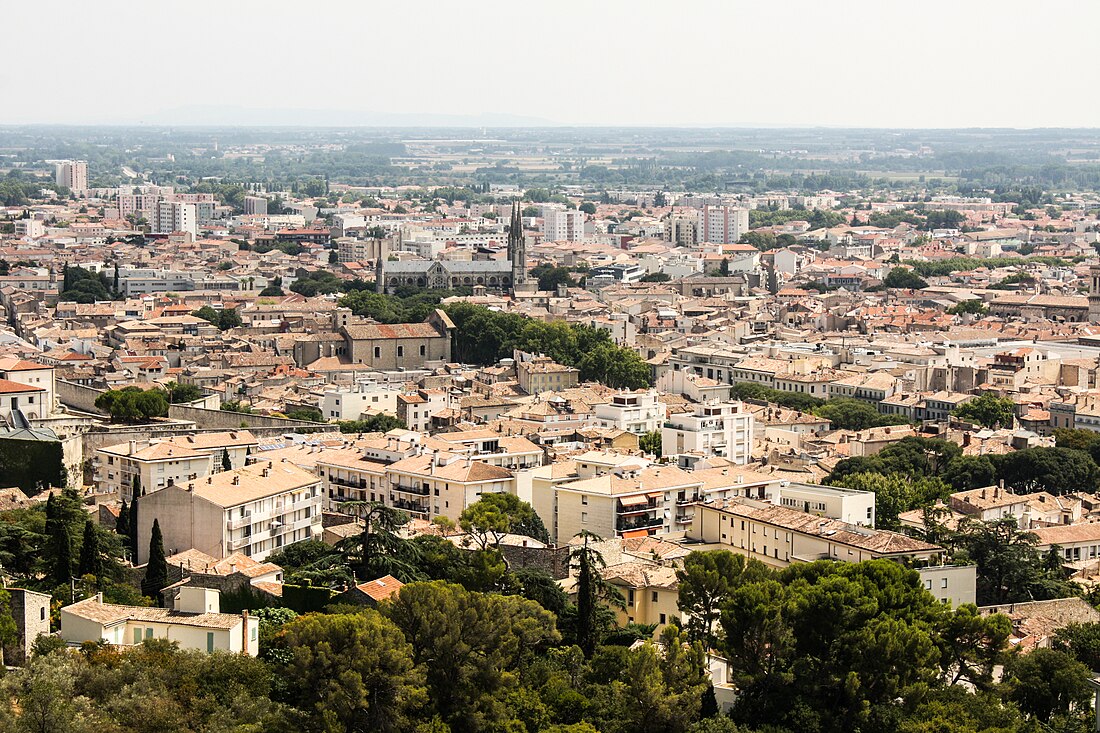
376, 201, 534, 295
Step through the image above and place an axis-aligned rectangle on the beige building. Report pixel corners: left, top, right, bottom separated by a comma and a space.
604, 561, 681, 629
516, 355, 580, 395
594, 389, 666, 435
383, 451, 516, 523
133, 459, 323, 563
60, 587, 259, 656
688, 498, 944, 569
95, 431, 259, 500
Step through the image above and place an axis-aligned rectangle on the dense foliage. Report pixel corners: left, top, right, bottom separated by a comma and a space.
444, 303, 652, 389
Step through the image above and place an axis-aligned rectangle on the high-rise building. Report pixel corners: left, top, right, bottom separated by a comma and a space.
55, 160, 88, 195
540, 206, 583, 242
243, 196, 268, 216
700, 205, 749, 244
155, 201, 197, 237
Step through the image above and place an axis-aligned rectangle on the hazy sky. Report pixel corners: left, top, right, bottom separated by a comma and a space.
6, 0, 1097, 128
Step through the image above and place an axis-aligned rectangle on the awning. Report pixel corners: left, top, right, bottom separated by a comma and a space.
621, 529, 652, 539
618, 495, 648, 507
647, 492, 664, 500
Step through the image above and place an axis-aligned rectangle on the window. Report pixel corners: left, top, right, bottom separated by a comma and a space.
659, 613, 667, 624
941, 578, 949, 589
924, 579, 932, 590
207, 632, 215, 653
397, 346, 404, 357
251, 625, 258, 641
145, 628, 153, 640
420, 345, 426, 356
374, 347, 381, 359
581, 496, 588, 505
133, 628, 142, 644
581, 512, 588, 523
651, 591, 658, 603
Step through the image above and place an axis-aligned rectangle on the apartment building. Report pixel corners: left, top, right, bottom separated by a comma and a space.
154, 201, 197, 237
243, 196, 268, 216
699, 205, 749, 244
594, 389, 666, 434
316, 449, 388, 511
133, 459, 323, 563
688, 498, 943, 569
661, 400, 754, 464
545, 463, 703, 543
516, 355, 580, 395
319, 382, 401, 421
55, 160, 88, 194
541, 207, 584, 242
397, 388, 451, 432
61, 587, 259, 656
95, 431, 259, 500
383, 451, 516, 523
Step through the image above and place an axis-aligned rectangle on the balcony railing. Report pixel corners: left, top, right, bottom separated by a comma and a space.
616, 515, 664, 532
392, 499, 429, 515
675, 495, 700, 506
618, 501, 659, 514
393, 484, 431, 497
227, 514, 251, 530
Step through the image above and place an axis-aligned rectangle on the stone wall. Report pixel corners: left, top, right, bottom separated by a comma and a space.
500, 543, 571, 579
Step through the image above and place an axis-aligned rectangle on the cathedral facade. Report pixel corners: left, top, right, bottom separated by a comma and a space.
376, 201, 532, 295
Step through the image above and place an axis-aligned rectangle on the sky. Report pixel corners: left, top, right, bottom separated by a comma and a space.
5, 0, 1098, 128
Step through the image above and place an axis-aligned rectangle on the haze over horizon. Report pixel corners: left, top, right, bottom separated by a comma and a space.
8, 0, 1099, 129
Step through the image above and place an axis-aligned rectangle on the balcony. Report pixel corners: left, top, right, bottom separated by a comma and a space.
616, 515, 664, 532
618, 501, 659, 514
226, 514, 252, 530
392, 499, 429, 516
392, 484, 431, 497
226, 536, 252, 552
675, 495, 700, 506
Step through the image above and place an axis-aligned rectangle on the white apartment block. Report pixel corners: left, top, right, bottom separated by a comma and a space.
243, 196, 269, 216
319, 383, 401, 421
95, 431, 259, 501
134, 459, 323, 563
541, 207, 584, 242
55, 160, 88, 194
155, 201, 197, 237
661, 400, 754, 464
594, 389, 666, 435
700, 205, 749, 244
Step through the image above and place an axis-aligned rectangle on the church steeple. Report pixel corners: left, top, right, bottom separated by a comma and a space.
508, 200, 528, 290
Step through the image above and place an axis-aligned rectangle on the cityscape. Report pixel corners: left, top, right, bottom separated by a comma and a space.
5, 1, 1100, 732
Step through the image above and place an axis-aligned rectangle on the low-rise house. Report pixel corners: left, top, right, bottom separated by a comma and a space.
60, 587, 259, 656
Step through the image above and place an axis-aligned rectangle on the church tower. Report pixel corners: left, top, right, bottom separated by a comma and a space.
508, 200, 534, 294
375, 255, 385, 294
1090, 265, 1100, 323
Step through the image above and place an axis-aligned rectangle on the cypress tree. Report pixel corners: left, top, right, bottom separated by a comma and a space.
141, 519, 168, 602
131, 475, 141, 502
78, 519, 102, 579
52, 522, 73, 588
116, 499, 129, 539
221, 448, 232, 472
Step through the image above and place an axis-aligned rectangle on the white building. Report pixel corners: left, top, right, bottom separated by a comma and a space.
133, 459, 323, 563
541, 207, 584, 242
700, 205, 749, 244
243, 196, 268, 216
61, 587, 259, 656
594, 390, 666, 435
319, 383, 401, 421
661, 400, 754, 464
55, 160, 88, 195
155, 201, 197, 237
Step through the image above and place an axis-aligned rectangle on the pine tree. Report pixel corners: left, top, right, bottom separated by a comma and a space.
131, 475, 141, 502
141, 519, 168, 602
221, 448, 232, 472
78, 519, 102, 579
116, 499, 129, 539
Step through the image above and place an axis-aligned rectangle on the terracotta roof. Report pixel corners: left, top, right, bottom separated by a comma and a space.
0, 378, 44, 394
355, 575, 404, 602
62, 596, 244, 630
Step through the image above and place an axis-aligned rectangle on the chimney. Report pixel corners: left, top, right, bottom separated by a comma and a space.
980, 489, 986, 499
129, 440, 136, 455
242, 609, 250, 656
232, 475, 240, 486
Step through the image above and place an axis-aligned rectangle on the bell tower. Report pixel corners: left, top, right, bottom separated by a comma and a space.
1090, 265, 1100, 324
508, 200, 533, 294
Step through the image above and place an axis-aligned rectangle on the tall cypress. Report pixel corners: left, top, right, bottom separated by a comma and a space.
141, 519, 168, 602
116, 499, 129, 539
78, 519, 102, 580
52, 522, 73, 588
221, 448, 232, 472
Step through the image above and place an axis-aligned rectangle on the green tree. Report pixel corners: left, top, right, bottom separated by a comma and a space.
829, 471, 950, 530
94, 387, 169, 423
952, 393, 1015, 429
571, 531, 621, 658
336, 414, 407, 433
1004, 647, 1093, 723
163, 381, 202, 404
677, 550, 769, 649
141, 519, 168, 601
281, 611, 426, 733
191, 305, 219, 324
639, 431, 662, 457
992, 446, 1100, 494
942, 455, 997, 490
954, 517, 1073, 604
459, 493, 548, 549
221, 448, 232, 472
217, 308, 242, 331
77, 519, 102, 580
383, 580, 560, 731
814, 397, 909, 431
337, 502, 419, 581
884, 267, 928, 289
579, 202, 597, 215
947, 299, 989, 316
